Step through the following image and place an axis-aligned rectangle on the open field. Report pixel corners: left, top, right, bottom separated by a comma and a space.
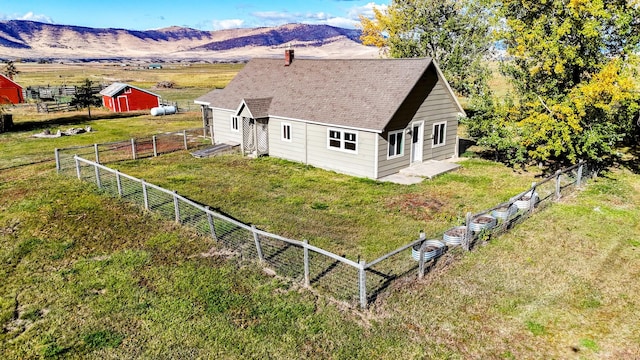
1, 63, 639, 358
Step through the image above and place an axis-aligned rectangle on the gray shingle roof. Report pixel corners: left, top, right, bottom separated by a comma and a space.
195, 57, 463, 132
100, 82, 160, 98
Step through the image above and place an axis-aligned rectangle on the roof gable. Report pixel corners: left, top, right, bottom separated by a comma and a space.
196, 57, 464, 132
0, 73, 23, 89
100, 82, 160, 98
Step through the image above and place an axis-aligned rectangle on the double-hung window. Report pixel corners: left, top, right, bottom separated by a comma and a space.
231, 116, 240, 132
388, 130, 404, 158
432, 122, 446, 147
328, 128, 357, 153
282, 123, 291, 141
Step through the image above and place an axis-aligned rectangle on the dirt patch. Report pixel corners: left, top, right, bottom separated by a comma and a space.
386, 194, 450, 221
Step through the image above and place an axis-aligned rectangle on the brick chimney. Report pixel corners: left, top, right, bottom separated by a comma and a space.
284, 48, 294, 66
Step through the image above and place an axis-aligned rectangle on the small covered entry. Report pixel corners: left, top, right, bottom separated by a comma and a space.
236, 97, 272, 157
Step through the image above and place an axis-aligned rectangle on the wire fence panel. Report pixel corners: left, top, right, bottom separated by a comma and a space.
147, 186, 175, 219
307, 251, 360, 303
258, 234, 305, 281
178, 199, 210, 237
120, 175, 144, 206
97, 141, 134, 163
213, 219, 257, 261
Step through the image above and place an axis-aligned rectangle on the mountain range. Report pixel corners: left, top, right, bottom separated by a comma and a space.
0, 20, 379, 62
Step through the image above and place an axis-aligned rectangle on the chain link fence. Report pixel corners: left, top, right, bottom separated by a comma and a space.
65, 145, 594, 309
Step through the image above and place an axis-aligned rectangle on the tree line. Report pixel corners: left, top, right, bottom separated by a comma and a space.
360, 0, 640, 170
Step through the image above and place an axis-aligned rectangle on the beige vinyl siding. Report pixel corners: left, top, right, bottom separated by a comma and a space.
212, 108, 242, 144
305, 124, 377, 178
267, 117, 306, 163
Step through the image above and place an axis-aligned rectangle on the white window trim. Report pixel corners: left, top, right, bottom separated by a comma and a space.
231, 116, 240, 132
432, 121, 447, 148
281, 123, 292, 142
327, 128, 358, 154
387, 130, 405, 159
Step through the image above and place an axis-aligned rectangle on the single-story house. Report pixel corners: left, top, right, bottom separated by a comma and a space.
0, 73, 24, 104
148, 64, 163, 70
195, 50, 465, 179
100, 83, 161, 112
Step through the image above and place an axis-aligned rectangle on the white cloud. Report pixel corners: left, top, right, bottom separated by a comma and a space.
349, 2, 388, 20
212, 19, 245, 30
0, 11, 54, 23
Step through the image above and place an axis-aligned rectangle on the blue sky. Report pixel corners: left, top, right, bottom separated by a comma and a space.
0, 0, 388, 31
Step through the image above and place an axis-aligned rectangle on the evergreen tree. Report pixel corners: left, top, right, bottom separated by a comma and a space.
70, 79, 102, 119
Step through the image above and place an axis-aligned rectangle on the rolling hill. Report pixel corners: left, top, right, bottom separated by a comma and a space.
0, 20, 378, 62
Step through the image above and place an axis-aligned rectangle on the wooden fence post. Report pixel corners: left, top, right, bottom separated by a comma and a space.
94, 163, 101, 188
141, 180, 149, 210
74, 155, 81, 179
131, 138, 137, 160
205, 206, 217, 241
94, 143, 100, 164
417, 231, 427, 279
252, 225, 264, 262
303, 239, 310, 287
173, 191, 180, 223
464, 212, 473, 251
54, 148, 61, 173
116, 170, 123, 197
183, 130, 188, 150
359, 260, 367, 309
555, 170, 562, 199
153, 135, 158, 157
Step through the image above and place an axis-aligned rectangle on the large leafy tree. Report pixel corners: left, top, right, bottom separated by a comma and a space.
468, 0, 640, 168
359, 0, 495, 97
71, 79, 102, 119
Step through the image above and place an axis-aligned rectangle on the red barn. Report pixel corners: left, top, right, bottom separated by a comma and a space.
0, 73, 24, 104
100, 82, 161, 112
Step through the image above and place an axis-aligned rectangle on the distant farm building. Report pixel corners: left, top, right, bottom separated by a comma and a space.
0, 73, 25, 104
100, 83, 161, 112
148, 64, 163, 70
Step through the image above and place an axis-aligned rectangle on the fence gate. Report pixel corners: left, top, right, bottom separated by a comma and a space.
242, 117, 269, 157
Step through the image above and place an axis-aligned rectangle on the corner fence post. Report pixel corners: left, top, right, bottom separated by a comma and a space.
153, 135, 158, 157
205, 206, 217, 241
418, 231, 427, 279
131, 138, 137, 160
183, 130, 188, 150
464, 212, 473, 251
54, 148, 61, 173
577, 160, 583, 187
173, 191, 180, 223
303, 239, 310, 287
252, 225, 264, 262
359, 260, 367, 309
116, 170, 123, 197
74, 155, 81, 179
94, 143, 100, 164
555, 170, 562, 199
141, 180, 149, 210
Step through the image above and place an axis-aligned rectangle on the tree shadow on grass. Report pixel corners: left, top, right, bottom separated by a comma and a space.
616, 145, 640, 174
11, 112, 144, 133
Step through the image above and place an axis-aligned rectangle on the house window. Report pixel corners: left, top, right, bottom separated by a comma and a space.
388, 130, 404, 158
231, 116, 239, 132
327, 128, 357, 153
433, 122, 446, 147
282, 123, 291, 141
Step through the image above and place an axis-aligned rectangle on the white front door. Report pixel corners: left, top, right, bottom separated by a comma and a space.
411, 122, 424, 163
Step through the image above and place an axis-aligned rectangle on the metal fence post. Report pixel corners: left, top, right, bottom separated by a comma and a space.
577, 160, 583, 187
94, 163, 101, 189
359, 260, 367, 309
116, 170, 123, 197
94, 143, 100, 164
173, 191, 180, 223
54, 148, 61, 173
464, 212, 473, 251
153, 135, 158, 157
183, 130, 188, 150
529, 183, 537, 215
74, 155, 81, 179
205, 206, 217, 241
417, 231, 427, 279
141, 180, 149, 210
555, 170, 562, 199
252, 225, 264, 262
303, 239, 310, 287
131, 138, 137, 160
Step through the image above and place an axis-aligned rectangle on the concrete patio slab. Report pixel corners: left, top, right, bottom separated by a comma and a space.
379, 159, 461, 185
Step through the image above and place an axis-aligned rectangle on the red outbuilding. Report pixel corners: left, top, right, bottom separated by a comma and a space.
0, 73, 24, 104
100, 82, 161, 112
